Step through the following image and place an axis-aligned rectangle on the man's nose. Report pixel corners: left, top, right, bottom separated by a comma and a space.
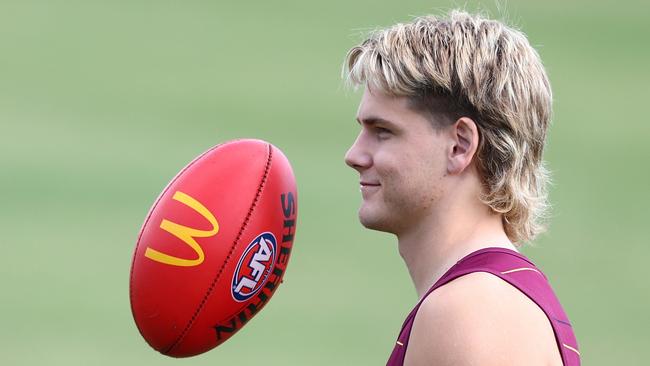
344, 134, 372, 172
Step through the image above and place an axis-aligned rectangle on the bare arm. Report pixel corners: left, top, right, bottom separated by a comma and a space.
404, 272, 562, 366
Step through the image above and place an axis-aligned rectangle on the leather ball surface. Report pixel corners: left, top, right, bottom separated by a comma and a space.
129, 139, 297, 357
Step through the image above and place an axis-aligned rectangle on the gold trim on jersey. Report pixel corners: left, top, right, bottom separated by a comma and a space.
562, 343, 581, 356
500, 267, 542, 275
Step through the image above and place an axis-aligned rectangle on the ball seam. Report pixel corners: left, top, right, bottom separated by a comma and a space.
164, 142, 274, 354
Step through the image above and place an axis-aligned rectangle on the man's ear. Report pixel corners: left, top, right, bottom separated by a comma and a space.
447, 117, 479, 175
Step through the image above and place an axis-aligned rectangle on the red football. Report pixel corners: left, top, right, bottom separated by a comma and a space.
129, 139, 297, 357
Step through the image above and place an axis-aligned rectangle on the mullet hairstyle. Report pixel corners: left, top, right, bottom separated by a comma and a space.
344, 10, 553, 244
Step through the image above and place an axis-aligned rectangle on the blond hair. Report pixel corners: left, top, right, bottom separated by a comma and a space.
344, 10, 552, 244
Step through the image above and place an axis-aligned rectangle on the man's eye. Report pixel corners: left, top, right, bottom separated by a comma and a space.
376, 127, 392, 138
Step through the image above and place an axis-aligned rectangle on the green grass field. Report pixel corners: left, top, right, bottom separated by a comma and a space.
2, 0, 649, 364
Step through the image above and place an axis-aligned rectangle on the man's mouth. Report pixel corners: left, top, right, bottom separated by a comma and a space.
359, 181, 380, 198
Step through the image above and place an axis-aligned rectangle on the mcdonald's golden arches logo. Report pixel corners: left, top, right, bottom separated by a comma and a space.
144, 191, 219, 267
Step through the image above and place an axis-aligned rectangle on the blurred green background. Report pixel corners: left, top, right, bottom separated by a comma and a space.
1, 0, 648, 364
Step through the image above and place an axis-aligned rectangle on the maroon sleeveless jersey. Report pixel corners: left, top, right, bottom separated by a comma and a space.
386, 247, 580, 365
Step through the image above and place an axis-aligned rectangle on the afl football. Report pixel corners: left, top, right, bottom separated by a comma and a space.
129, 139, 297, 357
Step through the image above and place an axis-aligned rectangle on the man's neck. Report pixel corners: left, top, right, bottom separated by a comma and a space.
397, 196, 516, 299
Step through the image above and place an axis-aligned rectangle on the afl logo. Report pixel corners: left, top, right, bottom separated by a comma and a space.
231, 232, 277, 302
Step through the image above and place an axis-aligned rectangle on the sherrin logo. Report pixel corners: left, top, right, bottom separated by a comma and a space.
231, 232, 277, 302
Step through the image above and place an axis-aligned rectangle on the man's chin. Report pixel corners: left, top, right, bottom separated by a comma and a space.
358, 208, 394, 233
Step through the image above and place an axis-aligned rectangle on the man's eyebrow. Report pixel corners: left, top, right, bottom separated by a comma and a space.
356, 116, 397, 127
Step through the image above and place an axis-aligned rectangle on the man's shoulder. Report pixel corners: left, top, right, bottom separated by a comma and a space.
404, 272, 562, 366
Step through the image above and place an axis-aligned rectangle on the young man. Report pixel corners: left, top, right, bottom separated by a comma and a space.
343, 11, 580, 366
